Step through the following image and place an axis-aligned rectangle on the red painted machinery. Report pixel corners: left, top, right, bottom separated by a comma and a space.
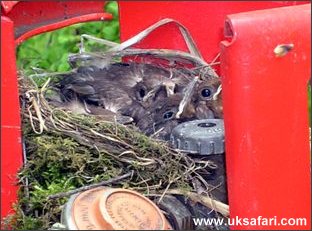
1, 1, 310, 230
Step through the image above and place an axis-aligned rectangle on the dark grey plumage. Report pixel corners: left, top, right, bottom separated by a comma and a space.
48, 99, 133, 124
135, 94, 196, 140
54, 62, 223, 140
193, 77, 223, 119
58, 64, 138, 112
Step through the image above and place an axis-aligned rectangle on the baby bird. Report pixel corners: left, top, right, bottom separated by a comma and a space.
58, 64, 137, 112
58, 62, 178, 111
48, 99, 133, 124
194, 77, 223, 119
135, 94, 196, 140
131, 64, 176, 106
54, 61, 223, 139
122, 65, 223, 139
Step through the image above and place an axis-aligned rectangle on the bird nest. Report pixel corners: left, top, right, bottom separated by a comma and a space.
3, 19, 228, 230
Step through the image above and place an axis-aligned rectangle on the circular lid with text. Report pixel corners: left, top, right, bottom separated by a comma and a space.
62, 187, 171, 230
170, 119, 225, 155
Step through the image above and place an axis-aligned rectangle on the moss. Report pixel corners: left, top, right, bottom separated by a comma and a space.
4, 112, 199, 229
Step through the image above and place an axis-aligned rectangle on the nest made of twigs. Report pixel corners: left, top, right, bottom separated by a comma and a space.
3, 18, 227, 230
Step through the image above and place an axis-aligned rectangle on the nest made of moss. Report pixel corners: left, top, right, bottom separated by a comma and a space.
1, 73, 228, 230
2, 19, 229, 230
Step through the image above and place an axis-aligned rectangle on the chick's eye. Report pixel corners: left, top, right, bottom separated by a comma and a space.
201, 88, 212, 98
163, 111, 174, 120
139, 88, 146, 98
136, 85, 146, 100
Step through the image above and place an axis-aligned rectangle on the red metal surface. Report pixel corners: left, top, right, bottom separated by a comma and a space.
15, 13, 112, 45
0, 2, 310, 230
221, 4, 311, 230
1, 16, 23, 221
1, 1, 112, 44
1, 1, 19, 14
1, 1, 111, 221
119, 1, 311, 230
118, 1, 307, 64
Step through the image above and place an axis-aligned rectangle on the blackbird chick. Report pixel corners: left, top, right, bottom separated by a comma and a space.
59, 62, 178, 111
119, 85, 169, 123
49, 99, 133, 124
59, 63, 150, 115
132, 65, 176, 106
56, 62, 223, 136
136, 94, 196, 140
207, 90, 223, 119
128, 68, 222, 139
194, 77, 223, 119
165, 67, 222, 119
170, 68, 196, 93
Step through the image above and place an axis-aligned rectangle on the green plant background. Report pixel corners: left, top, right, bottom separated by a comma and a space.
17, 1, 119, 75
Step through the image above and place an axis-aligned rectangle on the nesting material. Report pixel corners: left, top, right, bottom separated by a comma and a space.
3, 18, 228, 230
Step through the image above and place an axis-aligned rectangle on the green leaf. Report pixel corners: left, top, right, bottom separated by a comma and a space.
105, 1, 119, 18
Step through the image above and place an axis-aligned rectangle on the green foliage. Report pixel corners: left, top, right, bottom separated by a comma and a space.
6, 128, 123, 229
16, 1, 120, 74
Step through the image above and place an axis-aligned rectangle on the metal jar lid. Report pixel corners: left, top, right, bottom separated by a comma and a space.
62, 187, 172, 230
170, 119, 225, 155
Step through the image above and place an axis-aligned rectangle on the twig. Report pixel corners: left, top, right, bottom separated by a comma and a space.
166, 188, 229, 217
150, 127, 165, 138
209, 53, 220, 65
158, 181, 172, 203
90, 129, 134, 149
114, 49, 208, 67
176, 76, 198, 119
47, 171, 133, 200
108, 18, 202, 58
